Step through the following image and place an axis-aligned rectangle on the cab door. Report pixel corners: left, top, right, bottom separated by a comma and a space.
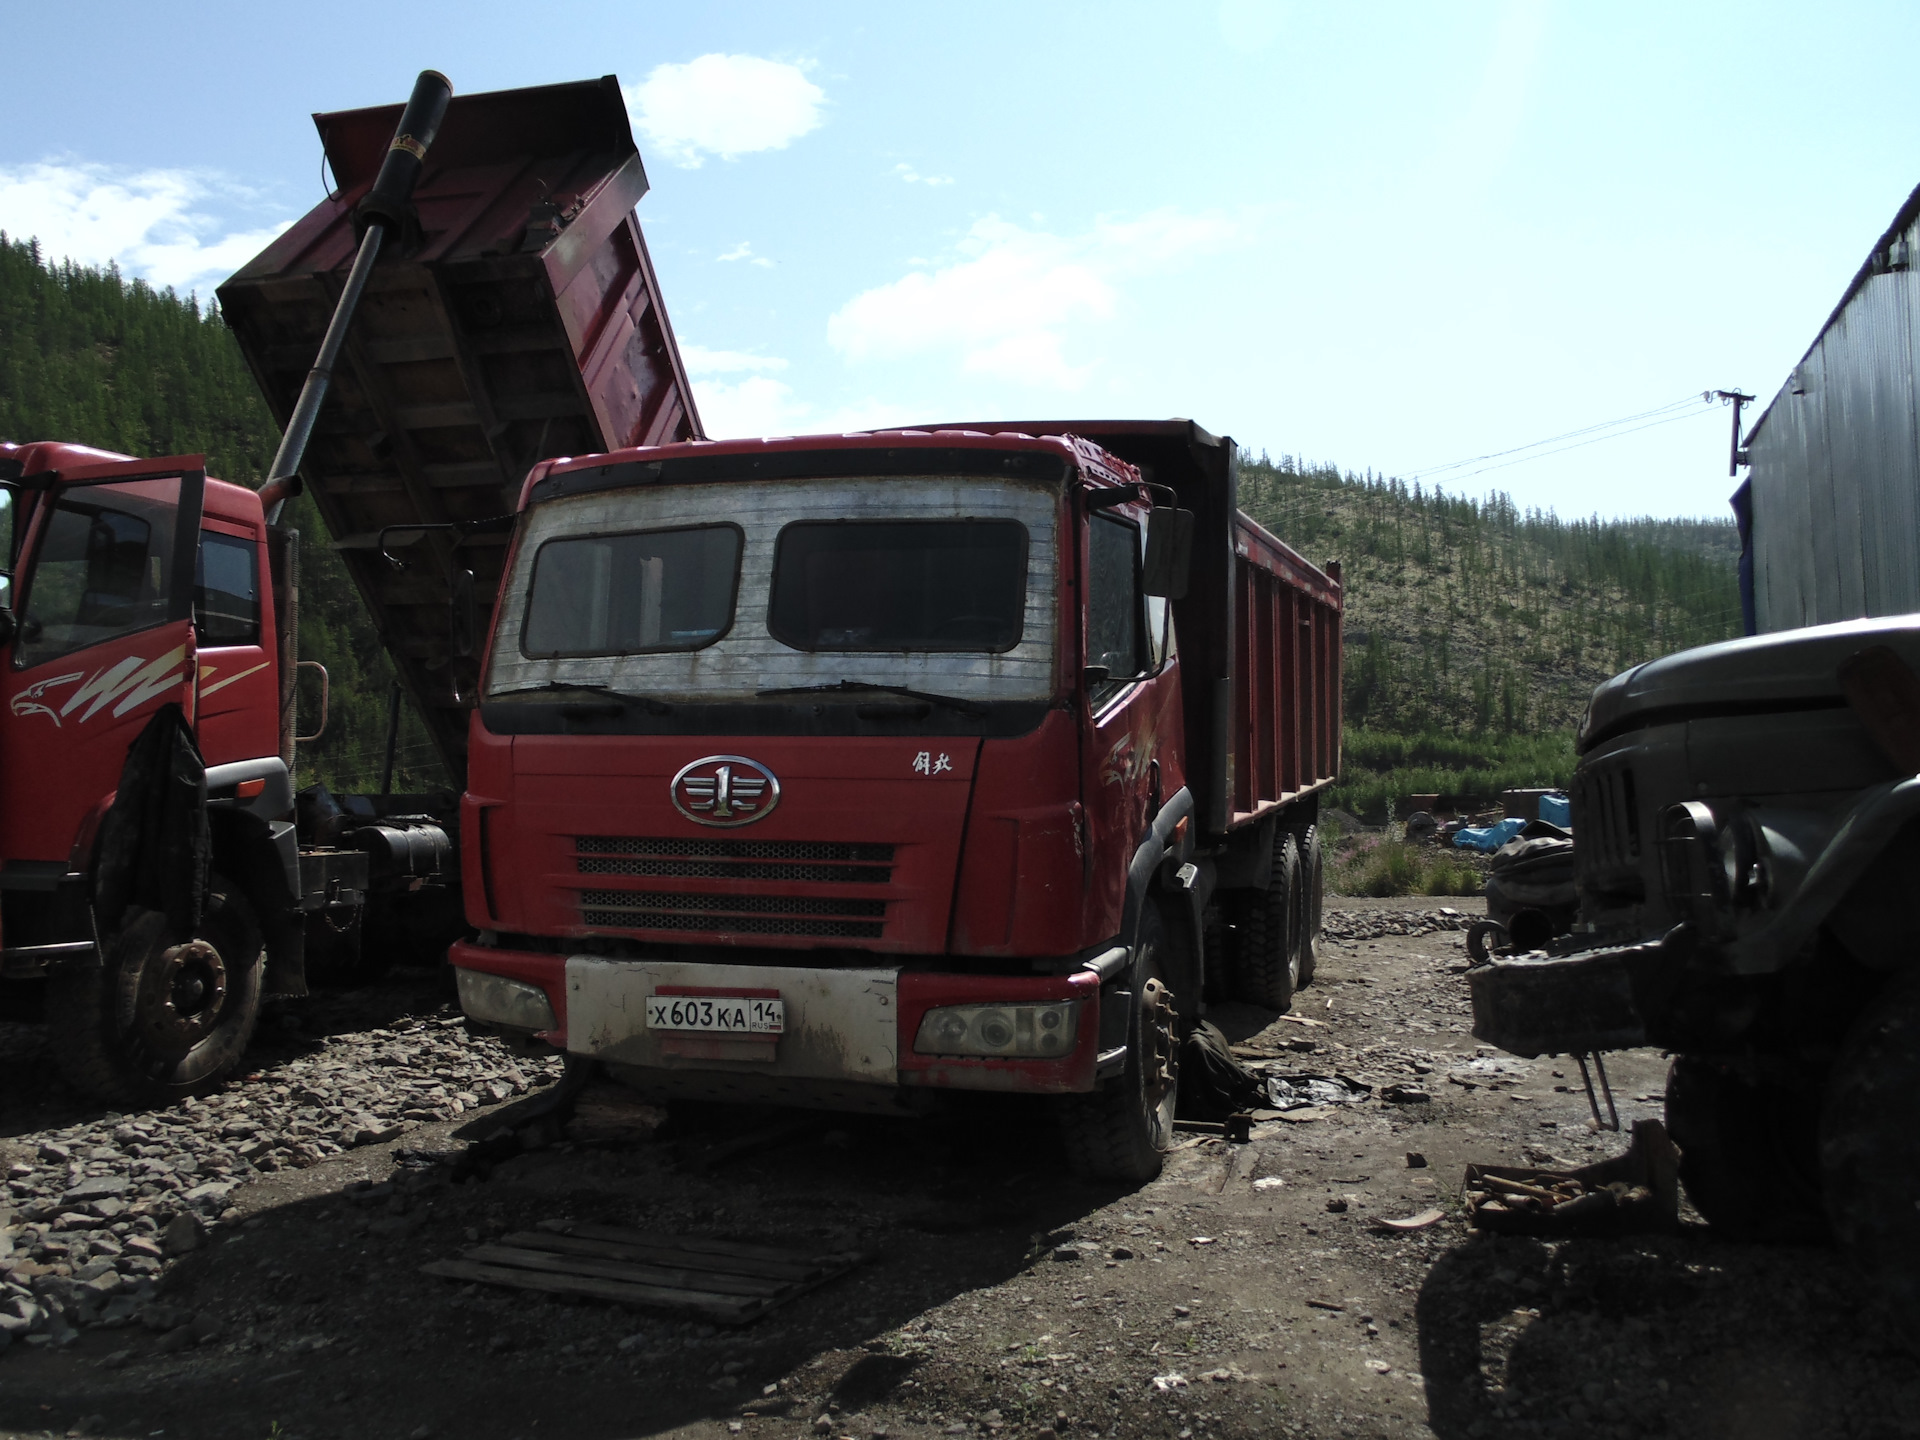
1080, 504, 1163, 940
0, 459, 206, 865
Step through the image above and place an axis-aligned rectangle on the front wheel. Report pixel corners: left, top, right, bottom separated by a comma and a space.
1057, 902, 1179, 1183
48, 875, 265, 1106
1665, 1055, 1827, 1242
1822, 972, 1920, 1341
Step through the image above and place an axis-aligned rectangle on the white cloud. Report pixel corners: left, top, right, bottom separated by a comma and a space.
716, 240, 774, 268
825, 210, 1241, 389
694, 376, 814, 439
626, 55, 825, 169
0, 160, 290, 292
680, 345, 789, 376
895, 163, 954, 187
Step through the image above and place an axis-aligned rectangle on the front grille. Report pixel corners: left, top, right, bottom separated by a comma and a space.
579, 837, 894, 863
1573, 763, 1639, 868
577, 888, 887, 938
575, 836, 894, 884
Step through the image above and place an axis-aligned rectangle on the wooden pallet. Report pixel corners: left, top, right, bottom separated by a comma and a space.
421, 1219, 863, 1324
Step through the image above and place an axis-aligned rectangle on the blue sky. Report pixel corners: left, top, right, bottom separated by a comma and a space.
4, 1, 1918, 521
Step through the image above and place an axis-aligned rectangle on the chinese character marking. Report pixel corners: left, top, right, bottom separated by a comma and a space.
913, 751, 931, 775
932, 753, 953, 775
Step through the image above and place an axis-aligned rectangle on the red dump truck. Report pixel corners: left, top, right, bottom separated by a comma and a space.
0, 75, 704, 1104
447, 420, 1342, 1178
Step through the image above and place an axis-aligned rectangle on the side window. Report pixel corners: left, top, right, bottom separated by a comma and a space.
1087, 513, 1146, 706
17, 485, 179, 669
195, 531, 260, 646
0, 485, 16, 610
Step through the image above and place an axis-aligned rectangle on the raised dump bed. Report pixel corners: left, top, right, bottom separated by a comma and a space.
218, 75, 703, 783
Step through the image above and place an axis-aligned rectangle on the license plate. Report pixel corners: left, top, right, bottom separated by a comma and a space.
645, 993, 785, 1035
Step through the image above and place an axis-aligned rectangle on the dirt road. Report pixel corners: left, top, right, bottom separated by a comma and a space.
0, 899, 1913, 1440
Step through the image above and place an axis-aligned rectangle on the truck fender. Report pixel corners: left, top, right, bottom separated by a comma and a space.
1120, 788, 1202, 1019
206, 808, 307, 998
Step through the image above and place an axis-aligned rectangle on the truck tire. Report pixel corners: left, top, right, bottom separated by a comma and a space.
1227, 829, 1300, 1011
1295, 824, 1323, 988
1664, 1056, 1827, 1242
1821, 971, 1920, 1340
1058, 902, 1179, 1183
47, 874, 265, 1107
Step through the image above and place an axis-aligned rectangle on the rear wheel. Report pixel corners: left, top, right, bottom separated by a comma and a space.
1665, 1055, 1827, 1242
1058, 902, 1179, 1183
48, 874, 265, 1106
1295, 824, 1323, 988
1227, 828, 1300, 1011
1822, 972, 1920, 1341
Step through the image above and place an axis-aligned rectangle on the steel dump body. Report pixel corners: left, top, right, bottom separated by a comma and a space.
933, 421, 1341, 837
217, 77, 702, 785
451, 422, 1341, 1117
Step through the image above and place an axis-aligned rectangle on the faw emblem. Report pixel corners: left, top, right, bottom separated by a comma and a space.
10, 645, 189, 727
670, 755, 780, 828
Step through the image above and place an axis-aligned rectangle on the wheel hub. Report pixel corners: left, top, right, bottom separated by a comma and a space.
138, 937, 228, 1059
1141, 976, 1176, 1093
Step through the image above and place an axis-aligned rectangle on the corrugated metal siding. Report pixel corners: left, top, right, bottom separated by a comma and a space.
1748, 210, 1920, 631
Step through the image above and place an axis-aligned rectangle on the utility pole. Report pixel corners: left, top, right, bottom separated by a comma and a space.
1712, 390, 1756, 478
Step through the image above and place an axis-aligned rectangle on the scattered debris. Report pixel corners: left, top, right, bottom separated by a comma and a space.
1405, 1152, 1428, 1168
1373, 1208, 1446, 1232
1465, 1118, 1681, 1237
421, 1219, 862, 1324
563, 1084, 668, 1145
1263, 1074, 1373, 1110
1150, 1373, 1189, 1391
1252, 1177, 1285, 1190
1380, 1083, 1432, 1104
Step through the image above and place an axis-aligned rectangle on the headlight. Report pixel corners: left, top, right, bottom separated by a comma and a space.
455, 968, 557, 1032
913, 1001, 1078, 1058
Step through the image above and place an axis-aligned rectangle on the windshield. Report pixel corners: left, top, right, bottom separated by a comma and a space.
522, 525, 741, 657
487, 474, 1060, 705
769, 519, 1027, 652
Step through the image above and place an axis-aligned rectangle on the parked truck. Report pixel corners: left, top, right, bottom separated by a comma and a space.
0, 74, 704, 1104
1469, 621, 1920, 1333
445, 419, 1342, 1179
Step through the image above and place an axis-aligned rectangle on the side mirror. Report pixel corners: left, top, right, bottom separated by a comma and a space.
1143, 508, 1194, 599
450, 567, 478, 659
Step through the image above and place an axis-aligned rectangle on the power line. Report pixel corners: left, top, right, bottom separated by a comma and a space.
1405, 393, 1715, 483
1433, 406, 1721, 484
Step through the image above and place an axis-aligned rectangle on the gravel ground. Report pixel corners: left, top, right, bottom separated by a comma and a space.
0, 977, 563, 1355
0, 907, 1911, 1440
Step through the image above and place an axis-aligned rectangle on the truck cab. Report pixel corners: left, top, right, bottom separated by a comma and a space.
451, 422, 1343, 1179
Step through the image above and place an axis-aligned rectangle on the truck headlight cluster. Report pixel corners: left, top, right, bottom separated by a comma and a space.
455, 968, 557, 1032
913, 1001, 1078, 1058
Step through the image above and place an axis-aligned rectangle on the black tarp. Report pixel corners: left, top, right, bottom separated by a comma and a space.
92, 703, 209, 939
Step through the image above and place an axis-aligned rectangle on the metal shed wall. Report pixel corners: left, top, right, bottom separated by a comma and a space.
1745, 187, 1920, 632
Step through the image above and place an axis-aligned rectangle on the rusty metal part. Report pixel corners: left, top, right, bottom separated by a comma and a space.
1576, 1051, 1621, 1132
1463, 1117, 1682, 1237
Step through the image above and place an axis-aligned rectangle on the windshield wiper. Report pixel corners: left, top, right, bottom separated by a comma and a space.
490, 680, 673, 715
756, 679, 989, 716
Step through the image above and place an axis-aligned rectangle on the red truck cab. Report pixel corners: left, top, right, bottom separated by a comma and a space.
451, 421, 1341, 1179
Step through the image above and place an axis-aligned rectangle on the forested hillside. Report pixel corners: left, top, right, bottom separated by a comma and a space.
1236, 455, 1742, 817
0, 240, 1744, 816
0, 236, 447, 791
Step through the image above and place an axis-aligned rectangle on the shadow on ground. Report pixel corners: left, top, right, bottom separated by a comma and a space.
0, 1093, 1129, 1440
1415, 1226, 1920, 1440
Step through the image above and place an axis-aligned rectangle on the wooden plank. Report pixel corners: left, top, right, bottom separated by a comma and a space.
485, 1238, 792, 1297
463, 1244, 792, 1298
420, 1260, 761, 1322
537, 1220, 847, 1270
